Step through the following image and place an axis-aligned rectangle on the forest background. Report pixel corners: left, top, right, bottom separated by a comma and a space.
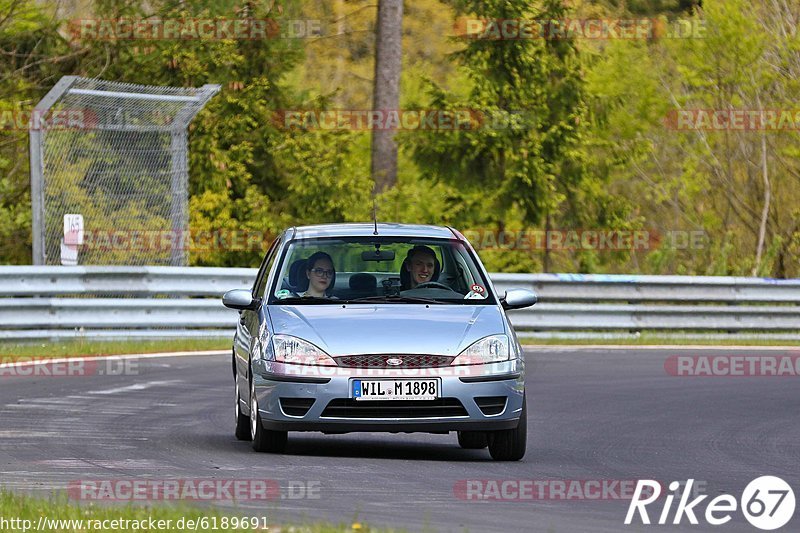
2, 0, 799, 278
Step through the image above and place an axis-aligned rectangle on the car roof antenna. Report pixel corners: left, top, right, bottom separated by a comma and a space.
372, 200, 379, 235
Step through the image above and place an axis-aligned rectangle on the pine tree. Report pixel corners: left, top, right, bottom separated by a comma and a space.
406, 0, 623, 271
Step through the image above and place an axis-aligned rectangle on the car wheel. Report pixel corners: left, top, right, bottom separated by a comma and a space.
250, 373, 288, 453
457, 431, 488, 449
234, 379, 251, 441
488, 395, 527, 461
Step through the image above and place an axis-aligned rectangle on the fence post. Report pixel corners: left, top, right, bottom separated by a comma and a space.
29, 76, 79, 265
29, 77, 219, 266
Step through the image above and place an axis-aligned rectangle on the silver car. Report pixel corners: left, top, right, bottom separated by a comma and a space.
223, 223, 537, 460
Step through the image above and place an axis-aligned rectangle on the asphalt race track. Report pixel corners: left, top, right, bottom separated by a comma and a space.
1, 347, 798, 532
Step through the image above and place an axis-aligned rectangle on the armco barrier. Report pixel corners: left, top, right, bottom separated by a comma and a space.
1, 267, 800, 340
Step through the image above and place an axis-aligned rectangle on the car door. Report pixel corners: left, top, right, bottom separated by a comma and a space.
235, 235, 281, 389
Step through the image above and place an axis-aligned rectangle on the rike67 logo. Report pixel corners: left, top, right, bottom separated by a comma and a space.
625, 477, 795, 530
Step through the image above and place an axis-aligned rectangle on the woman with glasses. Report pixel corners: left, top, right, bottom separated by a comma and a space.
303, 251, 337, 298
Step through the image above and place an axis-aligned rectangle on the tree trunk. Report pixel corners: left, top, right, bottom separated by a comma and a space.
370, 0, 403, 196
543, 213, 552, 273
333, 0, 345, 107
752, 135, 771, 276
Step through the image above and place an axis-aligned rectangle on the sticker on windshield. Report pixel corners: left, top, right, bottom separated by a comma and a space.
465, 284, 487, 299
276, 289, 292, 299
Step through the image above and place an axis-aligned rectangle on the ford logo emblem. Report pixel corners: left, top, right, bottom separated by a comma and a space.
386, 358, 403, 366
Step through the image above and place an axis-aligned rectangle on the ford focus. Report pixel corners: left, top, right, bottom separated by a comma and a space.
222, 223, 537, 460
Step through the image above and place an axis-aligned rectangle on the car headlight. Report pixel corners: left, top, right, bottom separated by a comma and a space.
270, 335, 336, 366
450, 334, 510, 366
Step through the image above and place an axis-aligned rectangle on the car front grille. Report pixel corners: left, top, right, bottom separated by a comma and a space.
335, 354, 455, 368
320, 398, 468, 418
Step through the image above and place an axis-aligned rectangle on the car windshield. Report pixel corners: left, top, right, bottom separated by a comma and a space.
268, 236, 495, 305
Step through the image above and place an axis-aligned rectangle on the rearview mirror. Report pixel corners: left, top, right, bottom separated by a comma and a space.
222, 289, 259, 311
361, 249, 396, 262
501, 289, 537, 310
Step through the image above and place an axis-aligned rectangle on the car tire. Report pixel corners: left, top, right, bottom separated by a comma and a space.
250, 374, 288, 453
457, 431, 488, 449
234, 379, 251, 441
488, 395, 527, 461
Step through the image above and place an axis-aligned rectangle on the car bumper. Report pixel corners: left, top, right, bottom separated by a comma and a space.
250, 358, 525, 433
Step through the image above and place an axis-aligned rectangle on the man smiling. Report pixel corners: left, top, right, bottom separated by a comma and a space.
404, 245, 438, 289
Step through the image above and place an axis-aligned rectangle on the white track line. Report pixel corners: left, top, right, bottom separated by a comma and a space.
3, 346, 796, 371
0, 350, 228, 369
525, 345, 800, 351
88, 379, 184, 395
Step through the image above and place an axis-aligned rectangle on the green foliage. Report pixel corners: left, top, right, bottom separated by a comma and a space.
0, 490, 390, 533
0, 338, 230, 357
2, 0, 800, 278
0, 0, 73, 264
591, 0, 800, 276
403, 0, 631, 273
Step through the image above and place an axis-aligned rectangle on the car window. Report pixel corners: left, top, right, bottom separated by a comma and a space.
445, 249, 475, 294
268, 236, 494, 304
253, 237, 280, 299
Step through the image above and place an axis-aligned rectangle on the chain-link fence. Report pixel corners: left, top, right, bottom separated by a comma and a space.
30, 76, 219, 266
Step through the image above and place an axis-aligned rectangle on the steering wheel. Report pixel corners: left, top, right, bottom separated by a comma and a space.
414, 281, 452, 290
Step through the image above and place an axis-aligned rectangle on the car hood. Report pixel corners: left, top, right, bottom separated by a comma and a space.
267, 304, 506, 356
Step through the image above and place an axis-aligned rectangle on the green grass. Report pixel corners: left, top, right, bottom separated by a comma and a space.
2, 334, 794, 358
521, 335, 800, 346
3, 334, 795, 358
0, 338, 231, 358
0, 490, 383, 532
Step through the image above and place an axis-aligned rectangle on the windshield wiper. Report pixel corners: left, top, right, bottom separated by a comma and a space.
344, 295, 444, 305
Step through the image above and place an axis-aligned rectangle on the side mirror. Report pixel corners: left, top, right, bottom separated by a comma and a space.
222, 289, 259, 311
501, 288, 537, 310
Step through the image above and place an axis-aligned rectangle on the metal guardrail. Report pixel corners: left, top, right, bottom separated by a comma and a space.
490, 273, 800, 303
1, 267, 799, 340
0, 266, 255, 297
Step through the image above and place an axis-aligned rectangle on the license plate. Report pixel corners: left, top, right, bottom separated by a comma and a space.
352, 379, 439, 401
